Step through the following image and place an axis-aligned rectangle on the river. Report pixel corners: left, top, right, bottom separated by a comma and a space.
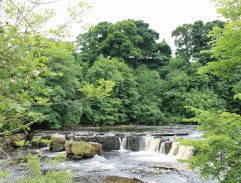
33, 125, 217, 183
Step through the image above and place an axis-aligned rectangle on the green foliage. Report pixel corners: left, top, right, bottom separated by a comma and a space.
161, 57, 226, 121
172, 20, 225, 63
82, 58, 137, 125
80, 79, 115, 99
77, 19, 171, 68
198, 22, 241, 79
183, 107, 241, 182
182, 1, 241, 181
15, 140, 29, 147
71, 141, 94, 155
0, 0, 95, 132
0, 155, 72, 183
133, 66, 164, 124
0, 170, 12, 182
22, 155, 72, 183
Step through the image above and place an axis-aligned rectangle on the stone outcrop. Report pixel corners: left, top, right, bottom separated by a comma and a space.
126, 136, 143, 151
95, 136, 120, 150
160, 141, 173, 154
49, 134, 66, 152
174, 132, 189, 136
2, 133, 27, 148
31, 135, 50, 148
152, 132, 175, 137
73, 135, 120, 151
65, 141, 102, 159
103, 176, 144, 183
29, 132, 52, 141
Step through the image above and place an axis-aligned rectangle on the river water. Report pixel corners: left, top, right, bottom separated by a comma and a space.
1, 125, 218, 183
34, 125, 217, 183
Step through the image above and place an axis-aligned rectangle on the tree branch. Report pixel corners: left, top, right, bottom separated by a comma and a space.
0, 117, 45, 136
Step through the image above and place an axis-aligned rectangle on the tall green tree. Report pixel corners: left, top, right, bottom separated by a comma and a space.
182, 0, 241, 182
133, 66, 164, 124
172, 20, 225, 63
32, 41, 83, 128
0, 0, 114, 133
82, 58, 138, 126
162, 57, 226, 121
77, 19, 172, 68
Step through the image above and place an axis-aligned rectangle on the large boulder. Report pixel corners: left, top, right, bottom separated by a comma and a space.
65, 141, 102, 159
89, 142, 102, 153
29, 132, 51, 141
95, 136, 120, 150
126, 136, 143, 151
73, 135, 97, 142
73, 135, 120, 151
49, 134, 66, 152
2, 133, 27, 148
31, 135, 50, 148
160, 141, 173, 154
103, 176, 144, 183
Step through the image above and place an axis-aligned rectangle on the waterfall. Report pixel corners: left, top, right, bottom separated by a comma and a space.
159, 142, 166, 154
125, 135, 161, 152
176, 145, 193, 160
119, 137, 127, 151
167, 142, 194, 159
159, 141, 173, 154
139, 136, 161, 152
148, 138, 161, 152
168, 142, 179, 156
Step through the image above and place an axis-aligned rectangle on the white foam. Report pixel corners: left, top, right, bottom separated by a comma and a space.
128, 151, 177, 162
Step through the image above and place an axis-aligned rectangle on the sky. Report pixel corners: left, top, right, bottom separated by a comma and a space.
82, 0, 220, 51
49, 0, 221, 52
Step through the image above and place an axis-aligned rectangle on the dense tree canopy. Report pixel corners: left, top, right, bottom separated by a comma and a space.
1, 0, 240, 182
181, 0, 241, 182
172, 20, 225, 63
77, 19, 171, 68
0, 0, 114, 132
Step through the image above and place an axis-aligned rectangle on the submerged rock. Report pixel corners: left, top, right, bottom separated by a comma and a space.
174, 132, 189, 136
103, 176, 144, 183
65, 141, 102, 159
159, 141, 173, 154
152, 132, 174, 137
49, 134, 66, 152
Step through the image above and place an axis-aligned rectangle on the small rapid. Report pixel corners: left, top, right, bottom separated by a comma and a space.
15, 125, 217, 183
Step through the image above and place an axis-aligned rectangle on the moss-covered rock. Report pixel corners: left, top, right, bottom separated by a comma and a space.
50, 134, 66, 152
31, 136, 50, 148
65, 141, 102, 159
2, 133, 27, 148
103, 176, 144, 183
89, 142, 102, 153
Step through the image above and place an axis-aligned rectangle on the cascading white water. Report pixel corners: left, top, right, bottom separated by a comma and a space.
119, 137, 127, 151
167, 142, 194, 160
148, 138, 161, 152
176, 145, 193, 160
159, 141, 166, 154
168, 142, 179, 156
137, 136, 162, 152
122, 135, 193, 160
